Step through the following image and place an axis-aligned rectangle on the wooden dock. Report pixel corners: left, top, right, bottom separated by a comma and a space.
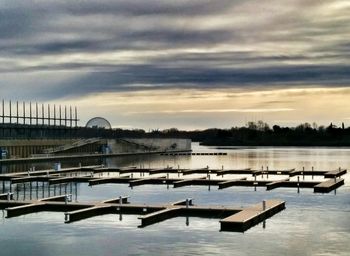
0, 165, 346, 193
220, 200, 285, 232
314, 178, 345, 193
0, 196, 285, 232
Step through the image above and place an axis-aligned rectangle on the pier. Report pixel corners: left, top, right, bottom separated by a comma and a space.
0, 195, 285, 232
0, 165, 346, 193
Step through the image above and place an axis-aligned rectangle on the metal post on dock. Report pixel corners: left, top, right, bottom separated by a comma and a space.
267, 166, 269, 179
297, 176, 300, 193
302, 168, 305, 180
208, 173, 211, 191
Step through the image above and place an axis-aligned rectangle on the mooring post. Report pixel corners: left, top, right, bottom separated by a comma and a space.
297, 176, 300, 193
302, 169, 305, 180
266, 166, 269, 179
186, 198, 189, 209
262, 200, 266, 211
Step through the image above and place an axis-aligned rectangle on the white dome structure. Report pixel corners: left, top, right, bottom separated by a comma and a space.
86, 117, 112, 129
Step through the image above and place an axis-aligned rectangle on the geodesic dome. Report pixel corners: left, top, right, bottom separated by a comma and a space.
85, 117, 112, 129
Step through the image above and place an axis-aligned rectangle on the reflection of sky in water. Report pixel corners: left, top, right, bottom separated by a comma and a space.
1, 143, 350, 256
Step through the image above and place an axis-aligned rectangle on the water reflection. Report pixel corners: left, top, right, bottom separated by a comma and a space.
1, 181, 79, 202
0, 144, 349, 256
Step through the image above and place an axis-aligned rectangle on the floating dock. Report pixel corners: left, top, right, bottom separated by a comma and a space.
0, 165, 346, 193
220, 200, 285, 232
0, 195, 285, 232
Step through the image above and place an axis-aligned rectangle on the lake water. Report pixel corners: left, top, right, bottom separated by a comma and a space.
1, 143, 349, 256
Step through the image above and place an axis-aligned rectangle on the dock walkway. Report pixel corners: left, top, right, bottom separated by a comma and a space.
0, 196, 285, 232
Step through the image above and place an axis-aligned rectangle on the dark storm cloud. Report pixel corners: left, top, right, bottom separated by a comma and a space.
32, 63, 349, 99
0, 0, 350, 100
62, 0, 233, 17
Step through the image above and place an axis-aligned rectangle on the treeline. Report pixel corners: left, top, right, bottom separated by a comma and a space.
133, 121, 350, 146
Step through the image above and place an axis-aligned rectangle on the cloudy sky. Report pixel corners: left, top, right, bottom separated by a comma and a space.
1, 0, 350, 129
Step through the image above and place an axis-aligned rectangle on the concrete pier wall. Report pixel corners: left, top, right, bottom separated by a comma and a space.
107, 138, 191, 154
0, 138, 191, 158
0, 139, 77, 158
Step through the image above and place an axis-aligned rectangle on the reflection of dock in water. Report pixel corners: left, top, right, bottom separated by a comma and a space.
0, 175, 79, 202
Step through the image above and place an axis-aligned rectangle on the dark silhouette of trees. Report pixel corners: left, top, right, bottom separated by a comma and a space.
147, 121, 350, 146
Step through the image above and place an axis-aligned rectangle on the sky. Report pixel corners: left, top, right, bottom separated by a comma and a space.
0, 0, 350, 130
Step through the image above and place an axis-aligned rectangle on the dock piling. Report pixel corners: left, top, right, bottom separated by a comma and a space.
297, 176, 300, 193
267, 166, 269, 179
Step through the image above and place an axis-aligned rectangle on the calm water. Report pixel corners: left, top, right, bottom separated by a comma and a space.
1, 143, 349, 256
